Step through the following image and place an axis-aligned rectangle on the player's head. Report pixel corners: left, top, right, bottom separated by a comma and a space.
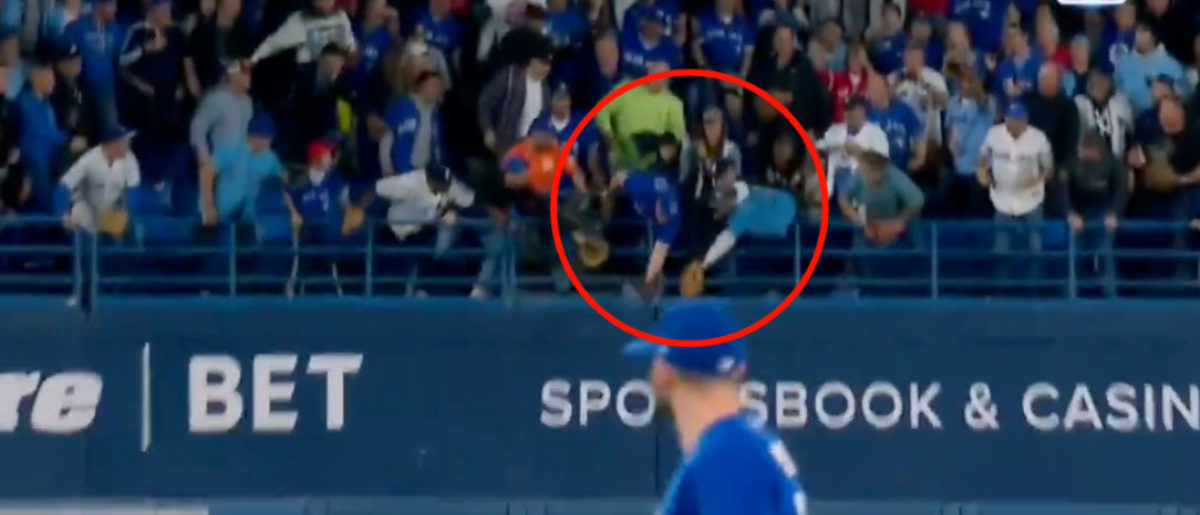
623, 302, 747, 410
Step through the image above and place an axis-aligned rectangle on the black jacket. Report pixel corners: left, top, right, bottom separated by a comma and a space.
1021, 90, 1078, 171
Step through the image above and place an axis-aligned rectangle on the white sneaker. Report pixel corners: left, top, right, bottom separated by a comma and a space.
469, 286, 489, 300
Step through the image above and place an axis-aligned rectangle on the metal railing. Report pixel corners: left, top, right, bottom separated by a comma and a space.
0, 215, 1197, 301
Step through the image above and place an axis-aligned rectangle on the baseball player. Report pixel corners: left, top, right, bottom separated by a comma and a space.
624, 302, 808, 515
682, 159, 797, 296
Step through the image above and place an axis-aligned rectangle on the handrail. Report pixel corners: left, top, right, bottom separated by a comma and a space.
0, 215, 1196, 300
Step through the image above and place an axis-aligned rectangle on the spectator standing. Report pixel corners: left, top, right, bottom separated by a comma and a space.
941, 20, 982, 95
64, 0, 124, 130
285, 43, 352, 161
764, 132, 821, 223
1021, 63, 1078, 212
993, 25, 1041, 108
978, 102, 1053, 291
576, 30, 621, 108
477, 45, 551, 157
184, 0, 254, 96
529, 82, 603, 183
816, 41, 869, 125
838, 146, 924, 289
949, 0, 1008, 56
382, 71, 446, 177
416, 0, 465, 61
754, 0, 808, 45
59, 125, 139, 235
691, 0, 755, 78
41, 0, 87, 49
908, 16, 941, 71
1143, 0, 1195, 64
866, 1, 905, 75
119, 0, 186, 185
595, 60, 686, 170
751, 25, 828, 137
18, 63, 73, 213
189, 60, 252, 164
198, 113, 283, 229
284, 141, 356, 297
621, 0, 683, 47
620, 6, 680, 79
942, 68, 994, 216
811, 19, 846, 73
816, 97, 889, 197
681, 107, 740, 254
889, 42, 949, 151
1061, 35, 1094, 99
1060, 130, 1128, 298
1101, 3, 1136, 70
865, 72, 923, 173
1034, 18, 1068, 70
1074, 68, 1132, 161
0, 29, 25, 100
1115, 22, 1187, 117
50, 43, 96, 156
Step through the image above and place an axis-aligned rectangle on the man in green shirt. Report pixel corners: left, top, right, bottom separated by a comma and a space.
595, 60, 687, 170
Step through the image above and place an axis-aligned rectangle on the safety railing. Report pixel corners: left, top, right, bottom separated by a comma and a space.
0, 215, 1197, 301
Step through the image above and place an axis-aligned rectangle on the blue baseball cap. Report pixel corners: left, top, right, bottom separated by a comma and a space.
1005, 102, 1028, 120
623, 302, 747, 378
643, 6, 669, 26
99, 124, 134, 143
1146, 74, 1175, 88
247, 114, 276, 138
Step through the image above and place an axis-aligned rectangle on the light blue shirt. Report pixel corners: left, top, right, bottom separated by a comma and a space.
208, 141, 284, 222
946, 94, 996, 176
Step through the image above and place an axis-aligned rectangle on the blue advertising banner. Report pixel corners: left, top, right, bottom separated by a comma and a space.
1, 299, 1198, 504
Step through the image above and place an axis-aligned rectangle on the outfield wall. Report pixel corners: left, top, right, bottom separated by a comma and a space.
1, 298, 1198, 504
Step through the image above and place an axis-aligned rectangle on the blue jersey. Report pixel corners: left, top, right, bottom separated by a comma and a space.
870, 32, 907, 75
624, 171, 680, 244
547, 8, 588, 49
621, 0, 681, 41
993, 52, 1043, 107
416, 8, 463, 55
695, 10, 753, 74
289, 170, 347, 222
950, 0, 1007, 54
660, 412, 807, 515
620, 32, 682, 78
868, 101, 923, 170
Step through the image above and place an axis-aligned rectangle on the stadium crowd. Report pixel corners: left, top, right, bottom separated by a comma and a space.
0, 0, 1196, 298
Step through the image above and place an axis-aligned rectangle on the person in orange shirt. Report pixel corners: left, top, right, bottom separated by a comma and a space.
500, 123, 587, 198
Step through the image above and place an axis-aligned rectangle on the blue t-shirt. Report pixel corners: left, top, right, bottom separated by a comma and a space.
695, 10, 754, 74
416, 7, 463, 55
548, 7, 588, 49
950, 0, 1007, 54
946, 95, 996, 176
289, 170, 347, 222
64, 17, 125, 87
210, 141, 285, 221
869, 101, 923, 170
619, 32, 682, 78
659, 412, 807, 515
530, 111, 599, 162
870, 32, 907, 75
621, 0, 681, 41
993, 52, 1043, 107
354, 24, 393, 88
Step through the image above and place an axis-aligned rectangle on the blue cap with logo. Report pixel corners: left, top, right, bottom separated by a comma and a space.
623, 302, 747, 378
643, 6, 669, 26
1005, 102, 1028, 120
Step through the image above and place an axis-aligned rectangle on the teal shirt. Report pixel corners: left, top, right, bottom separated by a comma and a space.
840, 165, 925, 220
209, 142, 284, 222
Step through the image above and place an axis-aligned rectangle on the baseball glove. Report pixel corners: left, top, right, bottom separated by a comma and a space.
99, 210, 129, 239
578, 236, 611, 269
342, 206, 366, 235
680, 261, 706, 297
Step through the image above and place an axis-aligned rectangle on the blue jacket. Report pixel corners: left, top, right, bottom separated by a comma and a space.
384, 95, 443, 174
16, 91, 68, 208
64, 17, 125, 89
1115, 46, 1188, 115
